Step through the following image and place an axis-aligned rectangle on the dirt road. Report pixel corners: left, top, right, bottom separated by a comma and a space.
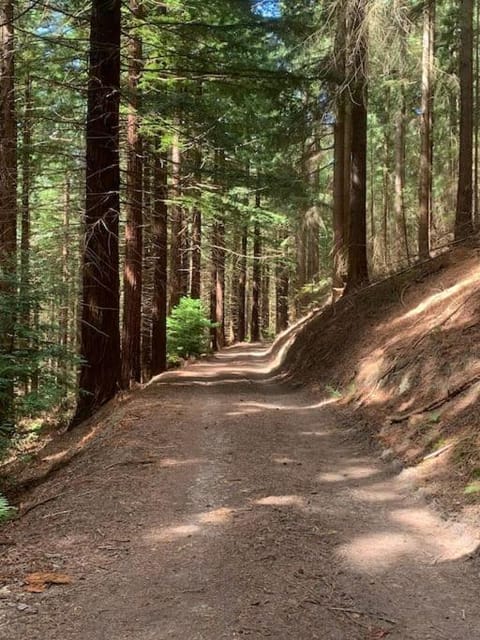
2, 345, 480, 639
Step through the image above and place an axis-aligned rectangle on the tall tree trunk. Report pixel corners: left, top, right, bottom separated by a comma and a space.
394, 86, 410, 265
261, 263, 270, 337
191, 205, 201, 298
455, 0, 474, 240
237, 220, 248, 342
0, 0, 17, 428
344, 99, 352, 244
295, 217, 306, 316
216, 216, 225, 348
332, 0, 347, 299
251, 194, 261, 342
418, 0, 435, 259
333, 96, 346, 298
19, 76, 32, 392
20, 76, 32, 315
191, 149, 202, 299
180, 215, 189, 298
141, 149, 153, 382
382, 104, 392, 269
306, 214, 319, 283
74, 0, 121, 424
209, 226, 218, 351
60, 175, 71, 390
210, 217, 226, 350
306, 132, 320, 283
276, 227, 289, 333
151, 150, 168, 375
474, 0, 480, 229
210, 151, 226, 350
345, 0, 369, 292
276, 267, 289, 333
169, 135, 183, 310
122, 0, 143, 388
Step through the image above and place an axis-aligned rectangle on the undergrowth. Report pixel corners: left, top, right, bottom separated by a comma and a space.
0, 493, 15, 523
167, 297, 216, 365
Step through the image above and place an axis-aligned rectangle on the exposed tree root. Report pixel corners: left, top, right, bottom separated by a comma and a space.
390, 373, 480, 423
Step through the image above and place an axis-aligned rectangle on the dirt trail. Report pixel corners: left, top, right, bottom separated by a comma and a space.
2, 344, 480, 639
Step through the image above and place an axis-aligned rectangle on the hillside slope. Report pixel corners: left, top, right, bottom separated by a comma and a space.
284, 247, 480, 511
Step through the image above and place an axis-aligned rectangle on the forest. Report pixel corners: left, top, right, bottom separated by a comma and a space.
0, 0, 476, 435
3, 1, 480, 637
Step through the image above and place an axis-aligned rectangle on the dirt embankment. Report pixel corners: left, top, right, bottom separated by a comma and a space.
284, 247, 480, 513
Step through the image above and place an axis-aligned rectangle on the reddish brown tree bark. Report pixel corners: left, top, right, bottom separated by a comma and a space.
345, 0, 369, 293
19, 76, 32, 392
20, 76, 32, 322
141, 150, 152, 382
121, 0, 144, 388
0, 0, 16, 272
276, 227, 289, 332
261, 264, 270, 337
237, 221, 248, 342
74, 0, 121, 424
191, 205, 201, 299
210, 216, 226, 350
455, 0, 474, 240
0, 0, 17, 427
276, 265, 289, 333
332, 0, 347, 299
394, 84, 410, 265
151, 150, 168, 375
60, 175, 71, 389
418, 0, 435, 259
169, 136, 183, 310
251, 194, 261, 342
190, 150, 202, 299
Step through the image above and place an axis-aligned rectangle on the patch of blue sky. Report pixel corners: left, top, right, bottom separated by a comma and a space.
252, 1, 281, 18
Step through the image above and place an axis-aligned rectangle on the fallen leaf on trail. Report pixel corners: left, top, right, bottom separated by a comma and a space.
24, 572, 73, 593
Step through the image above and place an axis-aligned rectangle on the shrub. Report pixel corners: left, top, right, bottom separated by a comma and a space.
0, 494, 15, 523
167, 297, 216, 364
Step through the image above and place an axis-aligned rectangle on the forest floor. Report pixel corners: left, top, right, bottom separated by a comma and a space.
2, 344, 480, 639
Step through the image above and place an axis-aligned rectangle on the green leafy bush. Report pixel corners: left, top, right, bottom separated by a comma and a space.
167, 297, 216, 364
0, 494, 15, 523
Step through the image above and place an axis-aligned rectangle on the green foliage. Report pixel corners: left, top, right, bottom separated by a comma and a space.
464, 481, 480, 496
167, 297, 216, 364
0, 494, 15, 523
0, 272, 79, 450
464, 469, 480, 495
325, 384, 342, 399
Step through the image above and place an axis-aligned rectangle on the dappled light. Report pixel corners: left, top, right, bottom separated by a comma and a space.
352, 485, 400, 503
229, 399, 336, 414
299, 430, 329, 437
151, 523, 202, 542
145, 507, 235, 543
197, 507, 233, 525
158, 457, 205, 468
390, 269, 480, 328
272, 455, 298, 464
255, 495, 306, 507
317, 465, 379, 483
339, 504, 479, 574
6, 339, 480, 639
339, 532, 418, 572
